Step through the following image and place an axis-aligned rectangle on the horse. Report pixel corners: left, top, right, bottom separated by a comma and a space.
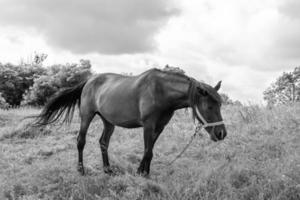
33, 68, 227, 176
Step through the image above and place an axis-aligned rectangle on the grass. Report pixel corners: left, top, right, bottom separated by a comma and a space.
0, 104, 299, 200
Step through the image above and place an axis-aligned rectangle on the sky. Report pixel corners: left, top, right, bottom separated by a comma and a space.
0, 0, 299, 103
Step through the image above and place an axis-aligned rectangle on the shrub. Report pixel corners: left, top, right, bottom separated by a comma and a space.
0, 63, 46, 106
21, 59, 92, 106
0, 92, 9, 109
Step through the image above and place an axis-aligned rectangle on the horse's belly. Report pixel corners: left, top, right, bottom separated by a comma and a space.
96, 77, 143, 128
98, 103, 142, 128
117, 120, 142, 128
103, 112, 142, 128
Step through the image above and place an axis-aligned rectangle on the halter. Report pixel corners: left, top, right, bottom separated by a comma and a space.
194, 106, 224, 128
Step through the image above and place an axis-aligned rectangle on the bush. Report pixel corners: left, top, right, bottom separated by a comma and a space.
22, 59, 92, 106
0, 92, 9, 109
0, 58, 93, 107
0, 63, 46, 106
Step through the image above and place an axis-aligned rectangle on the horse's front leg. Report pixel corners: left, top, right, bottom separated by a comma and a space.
137, 122, 157, 176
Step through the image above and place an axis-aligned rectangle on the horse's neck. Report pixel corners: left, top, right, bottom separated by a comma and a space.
161, 74, 191, 109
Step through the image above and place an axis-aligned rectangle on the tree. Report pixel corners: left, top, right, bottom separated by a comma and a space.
0, 63, 46, 106
0, 53, 48, 106
0, 92, 9, 109
0, 56, 93, 107
22, 59, 92, 106
33, 52, 48, 66
263, 66, 300, 105
220, 93, 233, 105
21, 75, 60, 106
220, 93, 242, 105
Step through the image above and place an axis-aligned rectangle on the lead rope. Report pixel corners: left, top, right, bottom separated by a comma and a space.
167, 107, 224, 166
167, 122, 203, 166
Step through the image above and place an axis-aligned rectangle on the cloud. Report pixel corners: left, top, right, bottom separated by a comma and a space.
279, 0, 300, 19
273, 0, 300, 61
151, 0, 300, 102
0, 0, 179, 55
157, 0, 300, 73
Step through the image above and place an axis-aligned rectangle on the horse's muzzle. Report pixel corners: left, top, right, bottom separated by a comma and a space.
209, 125, 227, 141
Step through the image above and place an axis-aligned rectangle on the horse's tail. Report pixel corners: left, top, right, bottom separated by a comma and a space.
33, 81, 87, 126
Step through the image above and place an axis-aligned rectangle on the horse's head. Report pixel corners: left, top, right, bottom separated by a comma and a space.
194, 81, 227, 142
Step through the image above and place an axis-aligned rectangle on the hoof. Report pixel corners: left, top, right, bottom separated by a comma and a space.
103, 166, 114, 175
137, 169, 149, 178
77, 163, 85, 175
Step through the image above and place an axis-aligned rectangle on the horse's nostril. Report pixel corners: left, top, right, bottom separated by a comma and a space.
218, 130, 225, 140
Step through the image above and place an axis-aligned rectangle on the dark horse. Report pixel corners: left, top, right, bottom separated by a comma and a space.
34, 68, 227, 176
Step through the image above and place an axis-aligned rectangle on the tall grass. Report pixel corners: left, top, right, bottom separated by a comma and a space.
0, 104, 299, 200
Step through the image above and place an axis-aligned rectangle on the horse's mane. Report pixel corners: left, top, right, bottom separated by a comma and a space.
154, 67, 187, 80
150, 67, 222, 119
160, 67, 221, 100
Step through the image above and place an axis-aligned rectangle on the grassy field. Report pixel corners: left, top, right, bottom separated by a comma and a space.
0, 104, 299, 200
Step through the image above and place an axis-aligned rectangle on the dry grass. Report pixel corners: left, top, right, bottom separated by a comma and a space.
0, 104, 299, 200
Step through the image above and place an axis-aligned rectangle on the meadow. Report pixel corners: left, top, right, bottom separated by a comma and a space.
0, 104, 299, 200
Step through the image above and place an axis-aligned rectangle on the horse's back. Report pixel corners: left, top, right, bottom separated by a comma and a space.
81, 71, 156, 127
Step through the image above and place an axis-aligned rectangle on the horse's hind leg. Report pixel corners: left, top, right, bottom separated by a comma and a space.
99, 117, 115, 174
77, 111, 95, 175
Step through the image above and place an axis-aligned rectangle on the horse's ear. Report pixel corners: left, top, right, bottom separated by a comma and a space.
214, 81, 222, 91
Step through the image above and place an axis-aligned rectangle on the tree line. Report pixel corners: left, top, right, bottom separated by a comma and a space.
0, 54, 92, 108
